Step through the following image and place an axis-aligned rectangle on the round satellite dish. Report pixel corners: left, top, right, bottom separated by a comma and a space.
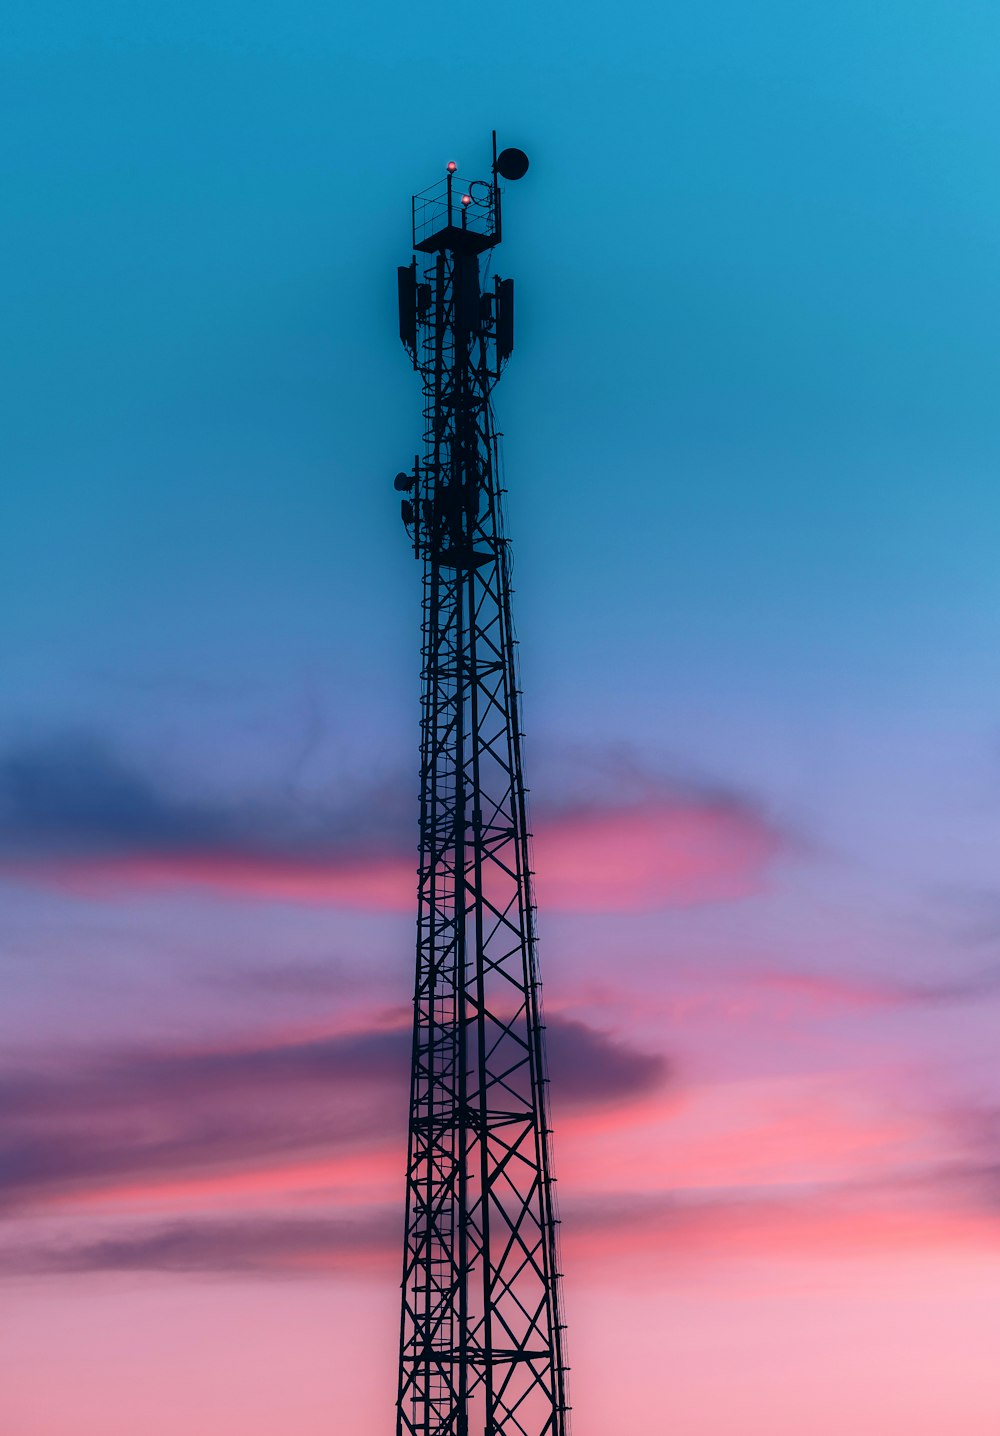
496, 147, 529, 181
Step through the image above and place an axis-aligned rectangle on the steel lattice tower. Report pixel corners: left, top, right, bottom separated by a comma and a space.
392, 137, 570, 1436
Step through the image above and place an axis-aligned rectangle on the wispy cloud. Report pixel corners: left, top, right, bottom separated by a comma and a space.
739, 963, 1000, 1013
0, 733, 784, 912
558, 1184, 1000, 1272
0, 732, 410, 863
0, 1014, 669, 1215
5, 1041, 999, 1279
8, 1161, 1000, 1279
1, 1211, 399, 1277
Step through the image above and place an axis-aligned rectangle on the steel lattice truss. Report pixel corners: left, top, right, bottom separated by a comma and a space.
394, 157, 569, 1436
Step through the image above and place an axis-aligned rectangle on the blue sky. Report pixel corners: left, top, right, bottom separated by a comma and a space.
4, 1, 1000, 764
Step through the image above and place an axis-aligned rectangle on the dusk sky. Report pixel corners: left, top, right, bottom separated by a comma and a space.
4, 2, 1000, 1433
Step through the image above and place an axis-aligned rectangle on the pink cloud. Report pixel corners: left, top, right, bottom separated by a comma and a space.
8, 1011, 996, 1283
3, 796, 780, 914
533, 799, 780, 910
8, 1185, 1000, 1282
560, 1192, 1000, 1273
738, 968, 905, 1011
22, 850, 416, 910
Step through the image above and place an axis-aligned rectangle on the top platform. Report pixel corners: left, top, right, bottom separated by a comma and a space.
414, 225, 498, 255
412, 172, 499, 254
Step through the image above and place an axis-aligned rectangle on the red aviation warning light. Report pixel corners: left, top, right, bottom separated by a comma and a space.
446, 160, 458, 172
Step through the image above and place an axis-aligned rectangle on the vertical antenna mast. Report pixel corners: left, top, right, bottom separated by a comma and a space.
393, 138, 570, 1436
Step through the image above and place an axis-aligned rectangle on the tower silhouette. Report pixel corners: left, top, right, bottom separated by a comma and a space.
393, 136, 570, 1436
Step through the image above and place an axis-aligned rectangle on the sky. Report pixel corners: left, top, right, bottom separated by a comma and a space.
3, 1, 1000, 1432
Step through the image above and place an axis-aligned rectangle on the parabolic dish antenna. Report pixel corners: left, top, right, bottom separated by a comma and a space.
496, 147, 529, 181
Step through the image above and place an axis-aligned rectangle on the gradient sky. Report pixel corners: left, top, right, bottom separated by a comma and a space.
3, 2, 1000, 1433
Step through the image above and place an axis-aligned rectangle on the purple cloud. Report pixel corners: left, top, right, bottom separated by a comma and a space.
0, 1014, 669, 1213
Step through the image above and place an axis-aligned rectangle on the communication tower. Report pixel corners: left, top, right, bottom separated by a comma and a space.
393, 135, 570, 1436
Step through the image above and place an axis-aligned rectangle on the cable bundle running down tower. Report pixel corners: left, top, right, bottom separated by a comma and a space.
393, 137, 570, 1436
